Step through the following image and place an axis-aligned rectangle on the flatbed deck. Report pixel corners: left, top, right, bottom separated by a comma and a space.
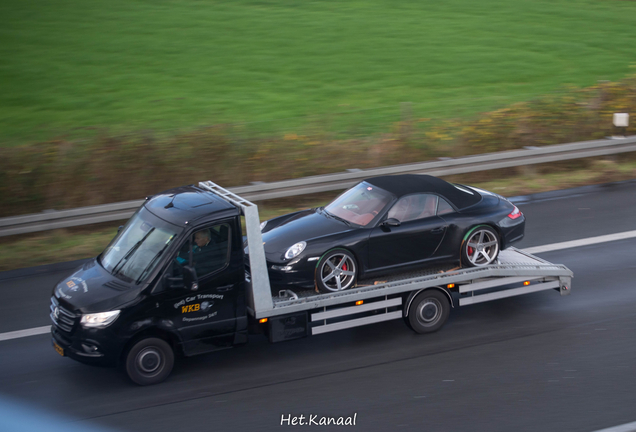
257, 248, 572, 317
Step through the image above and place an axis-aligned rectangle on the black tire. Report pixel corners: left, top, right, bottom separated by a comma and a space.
125, 337, 174, 386
407, 290, 450, 334
461, 225, 500, 267
315, 249, 357, 293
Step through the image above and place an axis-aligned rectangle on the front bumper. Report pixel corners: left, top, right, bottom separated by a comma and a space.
250, 257, 317, 292
51, 324, 125, 367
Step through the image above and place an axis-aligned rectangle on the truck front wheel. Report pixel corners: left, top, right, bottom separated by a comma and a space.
125, 337, 174, 386
407, 290, 450, 334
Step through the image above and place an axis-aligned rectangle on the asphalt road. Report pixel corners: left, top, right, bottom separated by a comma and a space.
0, 180, 635, 432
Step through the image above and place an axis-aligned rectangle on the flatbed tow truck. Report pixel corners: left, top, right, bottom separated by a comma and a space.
50, 181, 572, 385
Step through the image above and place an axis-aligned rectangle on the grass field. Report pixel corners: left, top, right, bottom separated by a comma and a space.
1, 0, 636, 143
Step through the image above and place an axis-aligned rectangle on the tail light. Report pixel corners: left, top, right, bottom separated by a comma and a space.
508, 206, 522, 220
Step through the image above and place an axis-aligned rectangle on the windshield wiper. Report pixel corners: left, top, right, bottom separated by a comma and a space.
323, 209, 352, 227
135, 234, 175, 284
111, 227, 155, 277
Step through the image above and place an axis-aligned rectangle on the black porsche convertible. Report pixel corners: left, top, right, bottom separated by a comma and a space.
257, 174, 525, 293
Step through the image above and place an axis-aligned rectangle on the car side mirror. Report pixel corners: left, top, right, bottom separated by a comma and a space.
117, 225, 124, 234
183, 265, 199, 291
382, 218, 401, 227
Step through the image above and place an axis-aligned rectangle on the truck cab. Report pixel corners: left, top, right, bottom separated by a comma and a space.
51, 185, 249, 385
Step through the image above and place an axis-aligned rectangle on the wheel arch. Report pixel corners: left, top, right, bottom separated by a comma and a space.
403, 286, 453, 318
462, 223, 501, 245
314, 246, 362, 275
118, 327, 181, 368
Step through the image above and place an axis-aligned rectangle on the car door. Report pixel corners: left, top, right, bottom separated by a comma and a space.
155, 219, 245, 354
368, 194, 447, 271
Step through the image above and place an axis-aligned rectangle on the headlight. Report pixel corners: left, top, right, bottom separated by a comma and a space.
80, 310, 120, 328
284, 241, 306, 260
260, 221, 267, 231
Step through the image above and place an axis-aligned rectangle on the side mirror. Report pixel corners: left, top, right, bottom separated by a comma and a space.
183, 265, 199, 291
117, 225, 124, 234
163, 273, 183, 290
382, 218, 401, 227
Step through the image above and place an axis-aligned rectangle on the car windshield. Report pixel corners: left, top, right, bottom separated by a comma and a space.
99, 207, 183, 283
324, 182, 393, 226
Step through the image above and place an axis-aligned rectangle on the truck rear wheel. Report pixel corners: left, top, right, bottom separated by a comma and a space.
407, 290, 450, 334
125, 337, 174, 386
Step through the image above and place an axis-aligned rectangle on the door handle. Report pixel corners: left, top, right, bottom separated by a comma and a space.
217, 284, 234, 292
431, 226, 446, 234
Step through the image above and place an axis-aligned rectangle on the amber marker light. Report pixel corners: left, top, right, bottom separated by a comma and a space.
447, 284, 455, 289
355, 300, 364, 306
259, 318, 268, 324
523, 281, 531, 286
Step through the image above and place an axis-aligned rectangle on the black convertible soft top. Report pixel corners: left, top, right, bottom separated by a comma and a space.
365, 174, 482, 210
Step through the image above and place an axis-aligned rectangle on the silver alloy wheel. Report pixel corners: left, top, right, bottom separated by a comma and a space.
465, 228, 499, 266
320, 253, 356, 292
415, 298, 442, 327
136, 347, 162, 375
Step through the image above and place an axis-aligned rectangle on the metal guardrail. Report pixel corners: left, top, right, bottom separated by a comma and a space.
1, 136, 635, 237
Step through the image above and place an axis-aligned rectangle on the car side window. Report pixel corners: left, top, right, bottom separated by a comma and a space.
190, 223, 231, 278
437, 197, 455, 215
387, 194, 438, 222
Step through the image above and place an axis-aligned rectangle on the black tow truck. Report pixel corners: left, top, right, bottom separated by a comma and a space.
50, 181, 573, 385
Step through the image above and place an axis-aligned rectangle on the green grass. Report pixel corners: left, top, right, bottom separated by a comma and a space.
1, 0, 636, 143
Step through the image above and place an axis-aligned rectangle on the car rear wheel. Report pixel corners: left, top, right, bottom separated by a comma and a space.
462, 225, 500, 267
125, 337, 174, 386
316, 249, 357, 293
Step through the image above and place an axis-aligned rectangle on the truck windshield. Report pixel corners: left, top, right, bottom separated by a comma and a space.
99, 207, 183, 283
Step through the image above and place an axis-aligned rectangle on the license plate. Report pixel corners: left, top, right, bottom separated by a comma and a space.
53, 342, 64, 357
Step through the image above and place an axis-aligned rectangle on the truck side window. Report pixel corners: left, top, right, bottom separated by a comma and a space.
191, 223, 231, 278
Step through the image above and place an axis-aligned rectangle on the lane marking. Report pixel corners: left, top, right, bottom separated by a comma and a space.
592, 420, 636, 432
0, 325, 51, 342
0, 229, 635, 343
523, 230, 636, 254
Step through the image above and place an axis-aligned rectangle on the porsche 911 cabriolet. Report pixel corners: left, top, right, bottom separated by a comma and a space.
254, 174, 525, 293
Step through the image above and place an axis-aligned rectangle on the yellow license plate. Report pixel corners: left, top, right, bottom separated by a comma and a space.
53, 342, 64, 356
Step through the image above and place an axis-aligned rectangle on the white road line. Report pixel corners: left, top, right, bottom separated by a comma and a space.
523, 230, 636, 254
1, 229, 635, 343
0, 325, 51, 342
592, 420, 636, 432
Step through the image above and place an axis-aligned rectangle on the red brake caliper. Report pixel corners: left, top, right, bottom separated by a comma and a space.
467, 246, 474, 255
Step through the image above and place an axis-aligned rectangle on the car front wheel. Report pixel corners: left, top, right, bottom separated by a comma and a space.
316, 249, 357, 293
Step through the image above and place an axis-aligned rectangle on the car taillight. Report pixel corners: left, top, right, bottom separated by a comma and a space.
508, 206, 522, 220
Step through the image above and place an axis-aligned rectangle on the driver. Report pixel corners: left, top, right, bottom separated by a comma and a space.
193, 229, 212, 251
175, 229, 213, 266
